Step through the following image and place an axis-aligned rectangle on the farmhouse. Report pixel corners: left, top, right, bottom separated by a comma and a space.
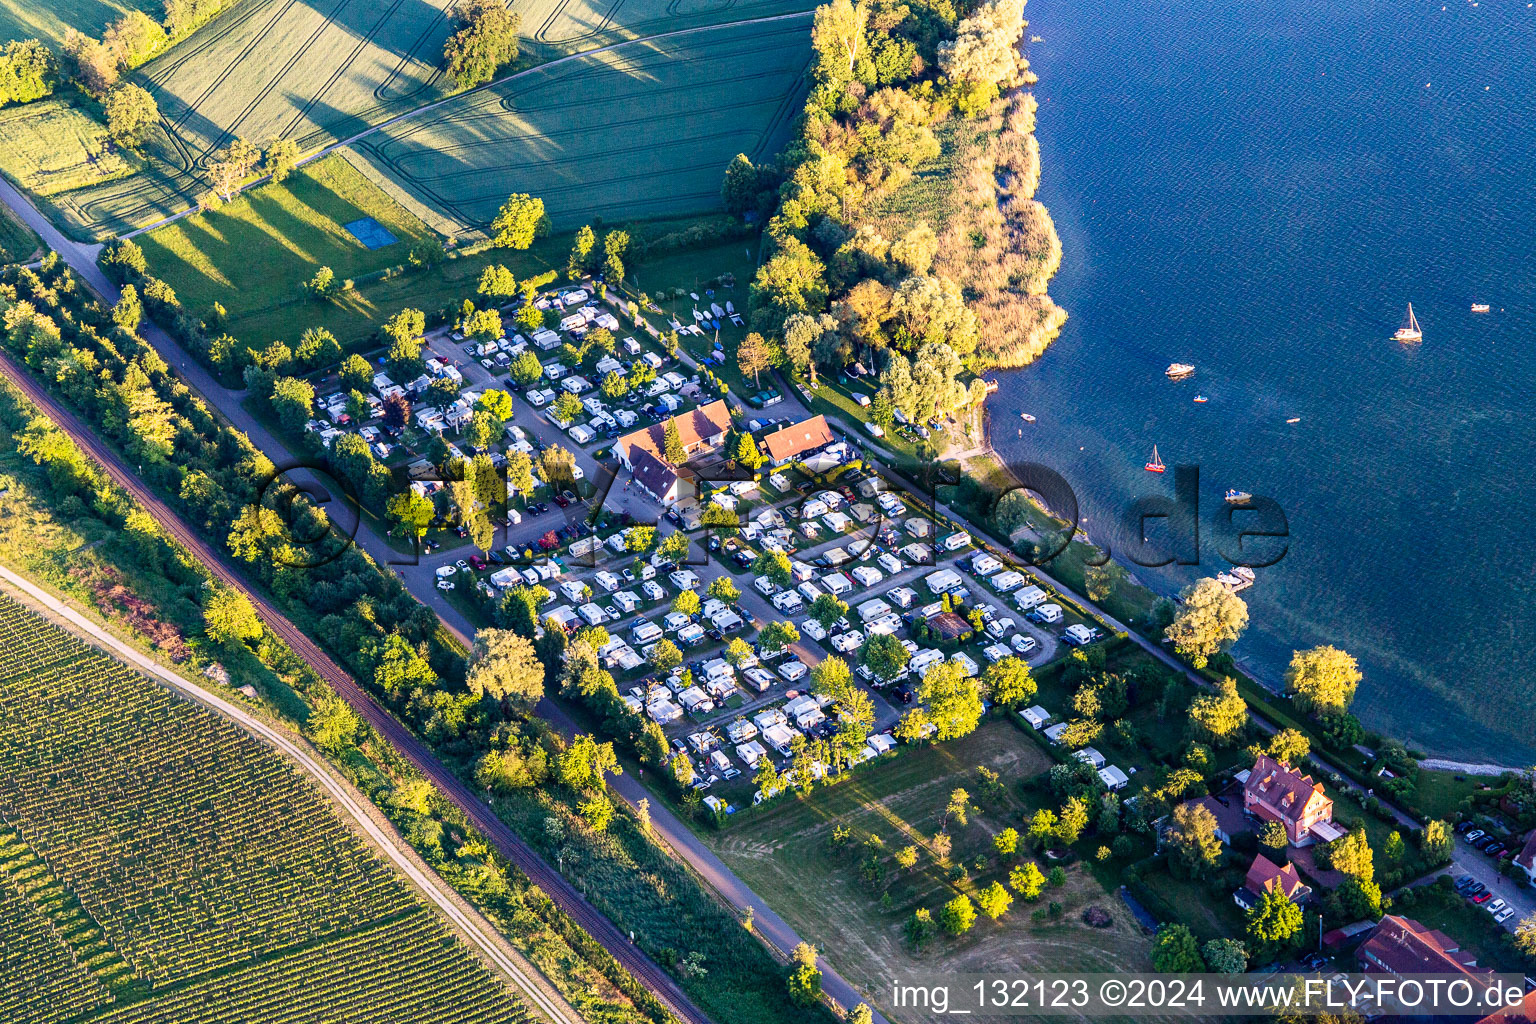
614, 400, 731, 469
762, 415, 835, 466
1232, 854, 1311, 910
1243, 755, 1340, 846
1512, 831, 1536, 884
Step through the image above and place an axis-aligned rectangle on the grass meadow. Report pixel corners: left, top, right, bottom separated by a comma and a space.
354, 18, 810, 232
0, 99, 142, 197
0, 0, 154, 46
137, 154, 432, 317
0, 201, 40, 262
707, 721, 1158, 1022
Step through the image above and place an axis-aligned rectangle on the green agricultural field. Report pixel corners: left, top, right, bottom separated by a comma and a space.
515, 0, 818, 59
0, 0, 154, 47
708, 721, 1157, 1023
0, 595, 529, 1024
0, 99, 142, 197
353, 17, 811, 231
137, 154, 432, 318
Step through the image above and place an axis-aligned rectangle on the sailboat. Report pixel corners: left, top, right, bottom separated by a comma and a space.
1393, 303, 1423, 342
1145, 446, 1166, 473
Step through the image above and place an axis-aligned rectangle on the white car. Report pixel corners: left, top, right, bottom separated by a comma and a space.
1010, 633, 1038, 656
799, 619, 828, 642
772, 590, 804, 614
1494, 906, 1515, 924
435, 579, 454, 591
434, 565, 457, 579
1486, 898, 1507, 916
753, 575, 778, 596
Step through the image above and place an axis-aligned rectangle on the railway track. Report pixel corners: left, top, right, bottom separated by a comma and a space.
0, 348, 712, 1024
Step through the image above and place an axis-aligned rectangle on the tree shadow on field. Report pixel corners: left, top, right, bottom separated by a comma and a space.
296, 0, 458, 64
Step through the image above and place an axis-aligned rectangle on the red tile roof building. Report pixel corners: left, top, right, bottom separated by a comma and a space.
1233, 853, 1311, 910
615, 400, 731, 469
1243, 754, 1336, 846
762, 415, 834, 465
1356, 915, 1490, 977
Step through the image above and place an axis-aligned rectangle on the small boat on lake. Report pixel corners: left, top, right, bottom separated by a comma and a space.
1166, 363, 1196, 380
1471, 302, 1490, 313
1145, 445, 1166, 473
1224, 489, 1252, 505
1019, 412, 1036, 423
1393, 303, 1423, 342
1193, 394, 1208, 403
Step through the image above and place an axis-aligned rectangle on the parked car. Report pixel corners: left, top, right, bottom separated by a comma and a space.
1464, 883, 1487, 900
1486, 899, 1507, 916
1494, 907, 1516, 924
468, 555, 486, 570
1464, 830, 1486, 843
1484, 843, 1506, 857
1455, 821, 1476, 835
1472, 891, 1493, 904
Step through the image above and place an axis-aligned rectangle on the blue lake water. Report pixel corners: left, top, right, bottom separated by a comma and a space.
994, 0, 1536, 760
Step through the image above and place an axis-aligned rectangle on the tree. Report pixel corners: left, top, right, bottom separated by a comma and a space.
337, 352, 372, 393
1246, 886, 1304, 962
1267, 728, 1310, 766
382, 392, 411, 431
602, 229, 629, 282
305, 266, 337, 300
1339, 877, 1382, 920
557, 734, 620, 792
1056, 796, 1089, 845
811, 656, 852, 703
672, 590, 700, 617
707, 576, 740, 603
307, 690, 360, 752
1164, 577, 1248, 668
1202, 938, 1248, 974
651, 638, 682, 673
476, 748, 539, 792
63, 30, 118, 96
0, 40, 55, 107
749, 237, 829, 338
721, 153, 765, 214
869, 392, 894, 430
981, 655, 1035, 709
1259, 820, 1289, 851
1513, 913, 1536, 961
1285, 645, 1362, 718
443, 0, 521, 87
976, 881, 1012, 921
264, 138, 300, 182
738, 331, 772, 388
662, 417, 686, 464
918, 661, 984, 741
387, 490, 434, 538
905, 907, 935, 947
757, 621, 799, 656
112, 285, 142, 332
270, 376, 315, 433
939, 894, 976, 935
477, 263, 518, 302
1151, 924, 1205, 973
1009, 861, 1045, 900
203, 586, 262, 645
862, 632, 909, 681
1421, 819, 1453, 861
1025, 808, 1058, 850
1165, 801, 1223, 879
657, 531, 690, 563
551, 391, 583, 424
104, 83, 158, 148
734, 431, 765, 470
568, 225, 595, 279
466, 629, 544, 710
809, 592, 849, 631
753, 549, 792, 587
491, 193, 547, 249
538, 444, 576, 489
1382, 830, 1405, 863
787, 942, 822, 1006
1187, 677, 1249, 747
1330, 827, 1374, 883
295, 326, 340, 370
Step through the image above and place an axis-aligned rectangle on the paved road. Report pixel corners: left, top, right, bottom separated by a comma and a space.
0, 346, 714, 1024
0, 565, 579, 1024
